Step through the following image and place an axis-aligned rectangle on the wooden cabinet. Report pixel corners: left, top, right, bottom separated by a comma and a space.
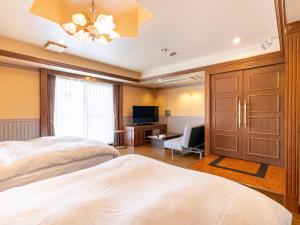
125, 124, 167, 146
210, 64, 285, 166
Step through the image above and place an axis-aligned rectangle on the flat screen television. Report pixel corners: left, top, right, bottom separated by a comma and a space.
133, 106, 159, 124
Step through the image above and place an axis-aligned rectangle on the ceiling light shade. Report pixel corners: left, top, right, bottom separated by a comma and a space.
75, 30, 93, 43
94, 15, 116, 35
30, 0, 152, 39
98, 36, 108, 45
109, 31, 120, 39
63, 23, 77, 34
72, 13, 88, 26
60, 1, 121, 44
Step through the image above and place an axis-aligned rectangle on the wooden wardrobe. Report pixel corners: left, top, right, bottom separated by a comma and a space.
209, 64, 285, 166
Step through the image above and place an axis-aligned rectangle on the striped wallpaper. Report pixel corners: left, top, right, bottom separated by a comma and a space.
0, 119, 40, 141
0, 116, 204, 141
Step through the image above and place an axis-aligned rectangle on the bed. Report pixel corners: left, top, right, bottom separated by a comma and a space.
0, 154, 291, 225
0, 136, 120, 191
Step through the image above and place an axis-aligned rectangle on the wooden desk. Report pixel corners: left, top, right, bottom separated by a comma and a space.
125, 124, 167, 146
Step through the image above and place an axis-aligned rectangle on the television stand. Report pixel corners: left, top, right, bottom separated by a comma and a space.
135, 123, 155, 126
125, 124, 167, 146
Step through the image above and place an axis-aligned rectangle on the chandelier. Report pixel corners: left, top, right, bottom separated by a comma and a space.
62, 0, 120, 44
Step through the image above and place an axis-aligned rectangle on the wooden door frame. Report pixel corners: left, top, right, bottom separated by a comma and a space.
284, 21, 300, 211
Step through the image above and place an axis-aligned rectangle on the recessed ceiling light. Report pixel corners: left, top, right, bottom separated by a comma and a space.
233, 38, 241, 44
161, 48, 177, 56
169, 52, 177, 57
157, 78, 162, 83
160, 48, 169, 53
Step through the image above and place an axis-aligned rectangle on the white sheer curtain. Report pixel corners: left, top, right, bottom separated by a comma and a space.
54, 76, 114, 144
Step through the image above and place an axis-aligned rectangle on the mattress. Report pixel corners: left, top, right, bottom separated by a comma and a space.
0, 154, 292, 225
0, 136, 119, 190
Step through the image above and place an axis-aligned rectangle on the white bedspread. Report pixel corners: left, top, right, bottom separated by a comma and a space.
0, 136, 120, 182
0, 155, 291, 225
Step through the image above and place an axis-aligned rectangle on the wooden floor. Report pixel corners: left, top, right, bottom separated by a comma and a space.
119, 144, 300, 225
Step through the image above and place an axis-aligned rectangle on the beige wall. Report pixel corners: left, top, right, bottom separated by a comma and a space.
154, 85, 205, 117
123, 85, 205, 117
0, 66, 40, 119
123, 86, 155, 117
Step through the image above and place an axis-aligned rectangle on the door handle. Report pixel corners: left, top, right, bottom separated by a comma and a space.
244, 100, 247, 128
238, 100, 241, 129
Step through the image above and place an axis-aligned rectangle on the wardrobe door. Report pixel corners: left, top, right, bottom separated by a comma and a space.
243, 64, 285, 166
211, 71, 244, 159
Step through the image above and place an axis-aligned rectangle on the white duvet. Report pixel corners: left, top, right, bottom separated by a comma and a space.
0, 136, 120, 182
0, 155, 291, 225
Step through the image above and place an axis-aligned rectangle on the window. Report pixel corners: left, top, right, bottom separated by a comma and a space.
54, 76, 114, 144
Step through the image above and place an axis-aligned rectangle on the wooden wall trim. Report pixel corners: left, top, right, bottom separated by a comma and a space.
274, 0, 286, 54
204, 71, 211, 156
207, 52, 285, 75
0, 60, 153, 90
0, 61, 39, 72
0, 49, 139, 83
141, 52, 285, 81
40, 69, 48, 137
0, 50, 285, 90
284, 20, 300, 211
0, 60, 157, 93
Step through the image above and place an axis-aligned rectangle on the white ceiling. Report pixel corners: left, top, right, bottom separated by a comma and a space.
285, 0, 300, 23
0, 0, 279, 76
140, 71, 205, 88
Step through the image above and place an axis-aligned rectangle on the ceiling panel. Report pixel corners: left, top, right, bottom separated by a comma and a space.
0, 0, 279, 75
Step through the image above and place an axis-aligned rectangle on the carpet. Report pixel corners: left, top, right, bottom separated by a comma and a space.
190, 154, 285, 194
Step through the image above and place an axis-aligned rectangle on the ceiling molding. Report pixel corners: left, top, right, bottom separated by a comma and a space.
49, 69, 154, 90
47, 69, 122, 85
206, 51, 285, 74
0, 49, 140, 83
141, 67, 206, 82
0, 50, 285, 90
51, 70, 154, 90
274, 0, 286, 55
155, 83, 203, 90
0, 60, 153, 90
123, 83, 154, 90
141, 51, 285, 81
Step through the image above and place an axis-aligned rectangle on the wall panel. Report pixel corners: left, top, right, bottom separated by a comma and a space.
0, 119, 40, 141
